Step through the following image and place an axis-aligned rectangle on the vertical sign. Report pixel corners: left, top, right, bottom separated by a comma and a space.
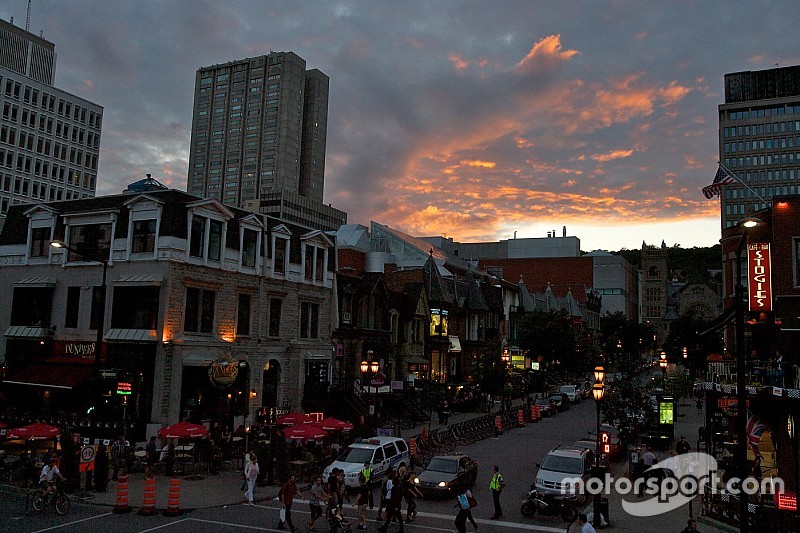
747, 243, 772, 312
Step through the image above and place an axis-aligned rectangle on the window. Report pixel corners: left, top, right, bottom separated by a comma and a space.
300, 301, 319, 338
208, 220, 223, 261
68, 223, 111, 261
29, 227, 51, 257
64, 286, 80, 328
268, 297, 282, 336
315, 247, 325, 282
237, 293, 251, 335
242, 228, 258, 268
305, 244, 314, 281
190, 215, 205, 257
184, 287, 215, 333
132, 219, 157, 253
111, 286, 160, 329
10, 287, 53, 326
274, 237, 287, 274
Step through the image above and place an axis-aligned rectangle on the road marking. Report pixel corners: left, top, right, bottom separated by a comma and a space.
137, 518, 192, 532
30, 512, 112, 533
183, 518, 271, 531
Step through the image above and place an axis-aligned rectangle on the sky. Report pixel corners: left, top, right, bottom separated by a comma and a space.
4, 1, 799, 252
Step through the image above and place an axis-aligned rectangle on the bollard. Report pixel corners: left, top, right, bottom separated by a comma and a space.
138, 475, 158, 516
163, 476, 183, 516
535, 404, 541, 422
112, 472, 131, 514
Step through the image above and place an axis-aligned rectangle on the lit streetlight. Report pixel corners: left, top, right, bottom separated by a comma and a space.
592, 366, 606, 528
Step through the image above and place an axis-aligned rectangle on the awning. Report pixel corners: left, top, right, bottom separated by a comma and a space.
698, 307, 736, 336
305, 352, 331, 360
113, 274, 162, 286
13, 277, 56, 287
4, 326, 55, 338
182, 351, 216, 367
3, 365, 95, 390
448, 335, 462, 352
105, 329, 158, 342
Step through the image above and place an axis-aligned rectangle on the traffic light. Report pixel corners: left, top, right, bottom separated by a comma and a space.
601, 431, 610, 455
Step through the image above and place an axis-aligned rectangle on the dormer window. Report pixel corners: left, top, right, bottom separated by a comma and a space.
131, 219, 157, 253
29, 227, 51, 257
187, 207, 228, 264
242, 228, 258, 268
190, 215, 205, 257
68, 223, 111, 261
274, 237, 287, 275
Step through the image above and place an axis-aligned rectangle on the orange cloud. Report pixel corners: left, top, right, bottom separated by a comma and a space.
516, 34, 580, 72
449, 54, 470, 71
590, 149, 634, 162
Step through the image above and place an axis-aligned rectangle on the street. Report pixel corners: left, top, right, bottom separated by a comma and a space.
0, 394, 717, 533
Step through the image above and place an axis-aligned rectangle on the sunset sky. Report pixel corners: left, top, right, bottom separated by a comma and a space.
4, 1, 798, 251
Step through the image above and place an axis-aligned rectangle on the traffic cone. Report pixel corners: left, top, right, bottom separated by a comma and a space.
517, 408, 524, 427
534, 404, 541, 422
163, 476, 183, 516
529, 404, 537, 422
138, 475, 158, 516
112, 472, 131, 514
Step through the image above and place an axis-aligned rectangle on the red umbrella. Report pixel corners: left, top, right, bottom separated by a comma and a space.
158, 421, 209, 439
276, 413, 314, 426
0, 421, 7, 429
312, 418, 354, 432
8, 423, 60, 440
281, 424, 327, 441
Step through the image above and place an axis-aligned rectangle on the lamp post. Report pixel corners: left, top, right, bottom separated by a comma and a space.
50, 240, 109, 373
789, 414, 800, 530
734, 217, 761, 533
592, 365, 606, 529
360, 350, 380, 421
659, 352, 668, 392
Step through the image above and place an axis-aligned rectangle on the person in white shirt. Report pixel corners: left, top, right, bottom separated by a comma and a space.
39, 458, 64, 500
244, 456, 259, 504
578, 513, 596, 533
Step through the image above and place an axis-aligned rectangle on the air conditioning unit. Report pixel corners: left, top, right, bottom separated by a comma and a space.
342, 311, 351, 323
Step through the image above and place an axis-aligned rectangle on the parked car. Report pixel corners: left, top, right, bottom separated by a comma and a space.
323, 436, 410, 488
413, 453, 478, 498
560, 385, 581, 404
534, 397, 558, 417
572, 439, 608, 467
548, 392, 571, 412
587, 424, 625, 461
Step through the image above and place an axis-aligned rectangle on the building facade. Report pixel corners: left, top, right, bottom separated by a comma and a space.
719, 65, 800, 229
187, 51, 345, 231
0, 188, 335, 440
0, 19, 102, 229
641, 241, 668, 343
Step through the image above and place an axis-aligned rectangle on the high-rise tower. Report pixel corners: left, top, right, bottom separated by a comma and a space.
187, 51, 345, 231
718, 65, 800, 228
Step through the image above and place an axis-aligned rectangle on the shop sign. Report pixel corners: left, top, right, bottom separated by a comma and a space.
747, 243, 772, 312
775, 490, 796, 511
116, 381, 132, 395
47, 341, 96, 364
208, 358, 239, 388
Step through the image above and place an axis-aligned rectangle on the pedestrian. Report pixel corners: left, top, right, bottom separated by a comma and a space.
399, 466, 420, 521
642, 447, 656, 466
244, 455, 259, 504
110, 435, 126, 481
454, 488, 478, 533
676, 435, 691, 455
241, 451, 252, 491
145, 436, 158, 467
377, 469, 391, 520
360, 461, 374, 509
578, 513, 596, 533
356, 472, 369, 530
378, 469, 404, 533
489, 465, 504, 520
695, 395, 703, 414
681, 518, 699, 532
308, 475, 328, 531
278, 474, 302, 532
337, 468, 348, 509
327, 467, 342, 516
442, 401, 450, 425
632, 457, 647, 497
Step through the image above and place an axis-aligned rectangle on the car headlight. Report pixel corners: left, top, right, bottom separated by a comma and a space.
438, 481, 447, 487
347, 472, 358, 478
535, 477, 543, 486
413, 477, 420, 484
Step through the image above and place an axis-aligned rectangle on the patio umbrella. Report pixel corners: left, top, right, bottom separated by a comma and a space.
276, 413, 314, 426
158, 421, 209, 439
312, 418, 354, 432
7, 422, 60, 440
0, 421, 7, 429
281, 424, 327, 441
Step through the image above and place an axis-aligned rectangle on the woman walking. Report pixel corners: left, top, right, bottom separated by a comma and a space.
245, 456, 259, 504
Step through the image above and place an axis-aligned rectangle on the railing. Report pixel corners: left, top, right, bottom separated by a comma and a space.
702, 359, 797, 388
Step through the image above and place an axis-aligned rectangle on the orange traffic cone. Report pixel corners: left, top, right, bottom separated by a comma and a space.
534, 404, 541, 422
138, 475, 158, 516
517, 408, 524, 427
112, 472, 131, 514
162, 476, 183, 516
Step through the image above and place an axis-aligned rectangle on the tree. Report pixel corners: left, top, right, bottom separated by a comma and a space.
517, 310, 587, 376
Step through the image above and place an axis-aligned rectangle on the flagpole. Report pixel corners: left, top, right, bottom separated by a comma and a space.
718, 162, 769, 205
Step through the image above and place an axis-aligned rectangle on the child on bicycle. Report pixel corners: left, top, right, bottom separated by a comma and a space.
39, 457, 64, 500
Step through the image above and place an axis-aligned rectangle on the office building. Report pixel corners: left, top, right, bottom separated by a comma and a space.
719, 65, 800, 228
0, 18, 103, 229
187, 51, 345, 231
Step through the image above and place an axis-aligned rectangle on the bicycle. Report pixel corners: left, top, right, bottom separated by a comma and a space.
32, 478, 71, 515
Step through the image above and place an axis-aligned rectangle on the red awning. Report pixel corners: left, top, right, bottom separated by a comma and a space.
3, 365, 95, 390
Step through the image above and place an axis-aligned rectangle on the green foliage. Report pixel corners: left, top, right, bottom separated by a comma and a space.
476, 339, 506, 397
664, 308, 724, 370
272, 428, 290, 484
517, 310, 590, 375
59, 428, 79, 493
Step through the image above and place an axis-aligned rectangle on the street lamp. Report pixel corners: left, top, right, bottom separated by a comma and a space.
734, 217, 761, 533
592, 366, 606, 528
360, 350, 380, 419
660, 352, 668, 391
50, 240, 109, 373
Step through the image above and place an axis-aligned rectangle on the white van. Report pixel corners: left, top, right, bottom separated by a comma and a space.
323, 436, 410, 488
535, 445, 592, 502
560, 384, 580, 403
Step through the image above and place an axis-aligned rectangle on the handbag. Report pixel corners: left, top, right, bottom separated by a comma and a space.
467, 496, 477, 508
279, 506, 286, 522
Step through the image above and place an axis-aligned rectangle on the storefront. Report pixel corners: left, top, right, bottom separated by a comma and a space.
180, 356, 251, 433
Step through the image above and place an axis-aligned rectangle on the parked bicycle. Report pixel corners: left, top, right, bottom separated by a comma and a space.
32, 478, 71, 515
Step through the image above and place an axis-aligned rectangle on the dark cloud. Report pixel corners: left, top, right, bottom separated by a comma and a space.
3, 1, 796, 249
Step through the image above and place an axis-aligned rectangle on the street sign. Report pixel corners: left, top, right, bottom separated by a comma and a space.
116, 381, 132, 395
79, 444, 96, 472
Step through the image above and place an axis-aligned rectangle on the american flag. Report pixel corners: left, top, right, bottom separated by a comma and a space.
746, 411, 767, 453
702, 166, 737, 199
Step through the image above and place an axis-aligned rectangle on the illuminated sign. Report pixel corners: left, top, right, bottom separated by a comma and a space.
602, 432, 610, 454
747, 243, 772, 312
208, 358, 239, 388
429, 309, 448, 336
116, 381, 132, 395
775, 490, 796, 511
659, 400, 674, 425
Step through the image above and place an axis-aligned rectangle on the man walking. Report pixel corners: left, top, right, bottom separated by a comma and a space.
278, 474, 303, 532
378, 469, 404, 533
110, 435, 126, 481
308, 476, 328, 531
489, 465, 504, 519
578, 513, 597, 533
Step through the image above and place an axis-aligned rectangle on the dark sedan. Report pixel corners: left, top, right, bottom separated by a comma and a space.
413, 454, 478, 498
534, 397, 558, 417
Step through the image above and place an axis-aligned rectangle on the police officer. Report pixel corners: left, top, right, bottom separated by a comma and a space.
489, 465, 504, 519
360, 461, 374, 508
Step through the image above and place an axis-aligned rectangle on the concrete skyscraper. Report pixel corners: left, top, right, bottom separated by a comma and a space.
718, 65, 800, 229
0, 18, 103, 229
187, 51, 346, 231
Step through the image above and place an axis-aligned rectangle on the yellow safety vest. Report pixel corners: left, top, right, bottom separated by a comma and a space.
490, 472, 503, 490
361, 467, 373, 483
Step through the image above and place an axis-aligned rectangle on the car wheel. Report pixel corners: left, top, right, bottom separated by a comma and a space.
520, 500, 537, 517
